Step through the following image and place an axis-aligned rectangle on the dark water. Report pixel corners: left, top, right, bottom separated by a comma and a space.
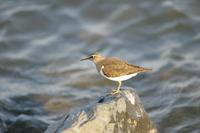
0, 0, 200, 132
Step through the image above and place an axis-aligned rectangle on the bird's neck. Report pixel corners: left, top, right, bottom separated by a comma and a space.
93, 59, 104, 72
93, 57, 105, 64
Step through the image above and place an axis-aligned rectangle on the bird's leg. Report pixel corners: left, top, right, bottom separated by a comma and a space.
117, 81, 122, 92
111, 81, 122, 95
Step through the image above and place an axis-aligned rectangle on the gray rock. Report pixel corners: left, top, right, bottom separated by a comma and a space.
45, 87, 158, 133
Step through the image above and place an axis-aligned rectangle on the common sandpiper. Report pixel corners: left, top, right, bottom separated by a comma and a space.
81, 53, 151, 94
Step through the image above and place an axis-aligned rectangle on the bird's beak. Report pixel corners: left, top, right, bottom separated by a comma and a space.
80, 56, 92, 61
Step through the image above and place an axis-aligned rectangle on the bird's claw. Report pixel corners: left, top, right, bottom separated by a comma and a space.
111, 89, 121, 95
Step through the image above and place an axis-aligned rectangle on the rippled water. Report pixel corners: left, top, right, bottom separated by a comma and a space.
0, 0, 200, 132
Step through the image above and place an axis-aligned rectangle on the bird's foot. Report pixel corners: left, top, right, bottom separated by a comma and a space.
111, 89, 121, 95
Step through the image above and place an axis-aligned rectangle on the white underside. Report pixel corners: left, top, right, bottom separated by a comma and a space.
100, 66, 138, 81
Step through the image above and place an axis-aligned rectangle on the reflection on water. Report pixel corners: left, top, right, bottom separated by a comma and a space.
0, 0, 200, 132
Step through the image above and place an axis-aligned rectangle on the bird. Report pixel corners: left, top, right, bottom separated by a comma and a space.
81, 53, 152, 94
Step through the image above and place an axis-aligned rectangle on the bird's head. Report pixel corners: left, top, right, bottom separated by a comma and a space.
81, 52, 104, 63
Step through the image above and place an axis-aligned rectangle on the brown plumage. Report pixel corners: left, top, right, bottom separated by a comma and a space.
81, 53, 152, 94
96, 57, 151, 77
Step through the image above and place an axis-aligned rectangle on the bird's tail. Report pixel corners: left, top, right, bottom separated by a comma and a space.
144, 67, 152, 71
140, 67, 152, 73
128, 64, 152, 73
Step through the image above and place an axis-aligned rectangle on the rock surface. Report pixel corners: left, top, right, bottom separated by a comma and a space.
45, 87, 158, 133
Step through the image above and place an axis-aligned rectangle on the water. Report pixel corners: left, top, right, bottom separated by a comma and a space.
0, 0, 200, 132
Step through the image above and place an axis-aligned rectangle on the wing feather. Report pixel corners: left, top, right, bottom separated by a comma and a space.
99, 57, 150, 77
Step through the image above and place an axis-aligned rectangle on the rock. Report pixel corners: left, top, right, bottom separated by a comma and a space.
45, 87, 158, 133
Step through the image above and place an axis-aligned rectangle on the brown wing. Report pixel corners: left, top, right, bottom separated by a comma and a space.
99, 57, 151, 77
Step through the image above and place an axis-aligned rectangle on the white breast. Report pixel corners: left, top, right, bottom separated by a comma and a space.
100, 66, 138, 81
